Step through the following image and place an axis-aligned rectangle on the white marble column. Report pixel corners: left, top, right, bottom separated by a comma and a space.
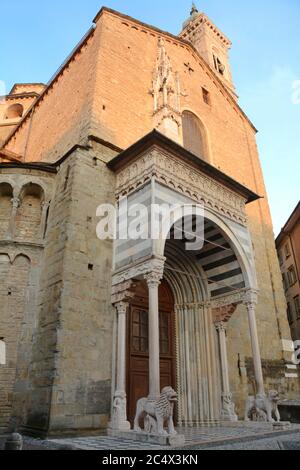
215, 322, 238, 421
145, 271, 162, 400
110, 301, 130, 431
244, 293, 265, 397
8, 197, 20, 239
39, 201, 50, 240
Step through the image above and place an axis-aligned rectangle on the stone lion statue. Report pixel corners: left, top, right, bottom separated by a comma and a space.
245, 390, 281, 423
134, 387, 178, 436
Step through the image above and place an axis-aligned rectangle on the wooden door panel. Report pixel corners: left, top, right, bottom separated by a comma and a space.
127, 280, 176, 424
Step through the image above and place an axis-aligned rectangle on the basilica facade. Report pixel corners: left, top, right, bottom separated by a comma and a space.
0, 6, 298, 437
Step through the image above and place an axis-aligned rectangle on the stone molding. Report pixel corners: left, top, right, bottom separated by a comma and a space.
115, 149, 247, 225
210, 288, 259, 310
112, 257, 166, 286
111, 280, 135, 305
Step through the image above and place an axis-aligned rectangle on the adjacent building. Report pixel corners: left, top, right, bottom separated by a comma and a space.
276, 202, 300, 341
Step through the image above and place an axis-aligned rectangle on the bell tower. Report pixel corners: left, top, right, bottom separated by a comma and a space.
180, 3, 236, 98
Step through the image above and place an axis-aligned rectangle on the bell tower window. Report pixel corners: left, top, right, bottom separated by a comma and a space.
213, 55, 225, 76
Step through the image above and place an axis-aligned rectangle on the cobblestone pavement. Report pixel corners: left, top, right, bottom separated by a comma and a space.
48, 423, 300, 451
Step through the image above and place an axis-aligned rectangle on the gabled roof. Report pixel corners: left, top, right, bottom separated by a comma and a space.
108, 130, 261, 204
9, 83, 46, 95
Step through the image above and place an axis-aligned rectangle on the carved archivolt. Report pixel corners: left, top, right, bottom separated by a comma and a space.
116, 149, 247, 225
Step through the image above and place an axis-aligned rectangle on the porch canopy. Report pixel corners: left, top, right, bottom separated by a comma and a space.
107, 130, 263, 429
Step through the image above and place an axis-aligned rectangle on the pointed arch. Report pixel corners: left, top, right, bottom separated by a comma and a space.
182, 110, 210, 162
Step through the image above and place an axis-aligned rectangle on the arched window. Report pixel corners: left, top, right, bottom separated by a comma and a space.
5, 103, 24, 119
212, 47, 226, 77
182, 111, 208, 161
0, 183, 13, 238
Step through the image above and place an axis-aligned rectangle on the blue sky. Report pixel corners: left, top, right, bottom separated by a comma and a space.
0, 0, 299, 235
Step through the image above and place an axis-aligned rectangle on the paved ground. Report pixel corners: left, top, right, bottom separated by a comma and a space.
49, 423, 300, 451
1, 423, 300, 450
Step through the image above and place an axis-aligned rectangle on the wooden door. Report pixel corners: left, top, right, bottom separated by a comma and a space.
127, 280, 176, 424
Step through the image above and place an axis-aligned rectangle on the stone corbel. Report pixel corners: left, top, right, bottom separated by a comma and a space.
111, 280, 136, 305
112, 256, 166, 286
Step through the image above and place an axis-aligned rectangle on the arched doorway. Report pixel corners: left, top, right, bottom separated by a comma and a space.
126, 279, 176, 424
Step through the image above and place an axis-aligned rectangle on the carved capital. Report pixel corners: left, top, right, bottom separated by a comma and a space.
215, 322, 227, 334
114, 301, 129, 316
144, 271, 163, 288
41, 201, 50, 211
11, 197, 20, 210
243, 289, 259, 307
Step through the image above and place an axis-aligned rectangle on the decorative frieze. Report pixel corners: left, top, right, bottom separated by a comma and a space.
210, 288, 249, 309
115, 149, 247, 225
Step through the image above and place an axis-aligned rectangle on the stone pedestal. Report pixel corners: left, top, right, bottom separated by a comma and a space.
273, 421, 291, 431
109, 302, 131, 432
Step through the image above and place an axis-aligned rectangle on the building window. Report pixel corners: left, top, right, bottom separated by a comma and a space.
294, 296, 300, 319
5, 103, 24, 119
282, 273, 288, 291
202, 88, 211, 105
0, 339, 6, 365
278, 250, 283, 266
213, 55, 225, 76
287, 303, 293, 325
284, 243, 291, 259
287, 266, 297, 287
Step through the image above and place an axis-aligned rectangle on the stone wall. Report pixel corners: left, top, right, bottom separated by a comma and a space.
25, 143, 117, 436
0, 167, 55, 433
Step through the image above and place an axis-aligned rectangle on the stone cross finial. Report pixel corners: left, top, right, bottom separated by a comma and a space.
191, 3, 199, 16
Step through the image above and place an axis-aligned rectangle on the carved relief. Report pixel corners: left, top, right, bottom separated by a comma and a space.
210, 288, 252, 309
212, 304, 238, 323
134, 387, 178, 436
115, 149, 248, 225
151, 39, 182, 142
112, 257, 165, 286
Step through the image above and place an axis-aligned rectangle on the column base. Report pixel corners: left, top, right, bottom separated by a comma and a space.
107, 429, 185, 447
221, 412, 239, 422
108, 421, 131, 433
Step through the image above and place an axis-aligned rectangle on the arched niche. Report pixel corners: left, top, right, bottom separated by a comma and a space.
16, 183, 45, 240
5, 103, 24, 119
